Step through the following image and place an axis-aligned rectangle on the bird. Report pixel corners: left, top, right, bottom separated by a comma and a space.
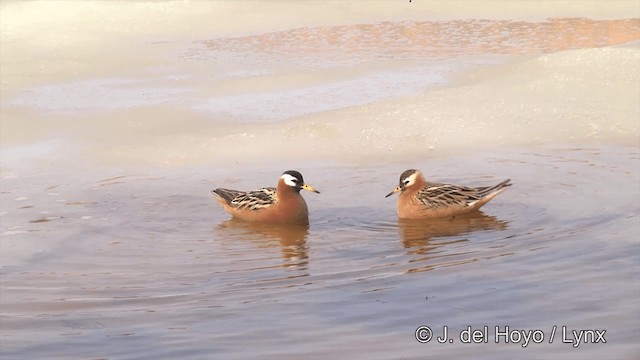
211, 170, 319, 224
385, 169, 511, 219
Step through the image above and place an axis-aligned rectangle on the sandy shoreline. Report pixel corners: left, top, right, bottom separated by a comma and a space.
1, 15, 639, 169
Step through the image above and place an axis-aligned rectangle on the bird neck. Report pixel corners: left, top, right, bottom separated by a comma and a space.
404, 175, 426, 197
276, 180, 301, 198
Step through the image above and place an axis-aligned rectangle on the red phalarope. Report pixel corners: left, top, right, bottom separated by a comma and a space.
386, 169, 511, 219
212, 170, 319, 224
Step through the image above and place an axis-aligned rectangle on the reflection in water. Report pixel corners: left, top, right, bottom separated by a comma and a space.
398, 212, 510, 273
215, 219, 310, 269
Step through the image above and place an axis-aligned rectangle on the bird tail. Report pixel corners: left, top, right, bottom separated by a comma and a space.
211, 188, 242, 205
478, 179, 511, 198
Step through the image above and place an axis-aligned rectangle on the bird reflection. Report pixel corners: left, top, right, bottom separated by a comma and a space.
399, 211, 509, 256
216, 219, 310, 269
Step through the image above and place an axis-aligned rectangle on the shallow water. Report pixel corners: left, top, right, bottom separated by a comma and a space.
1, 1, 640, 359
2, 146, 639, 359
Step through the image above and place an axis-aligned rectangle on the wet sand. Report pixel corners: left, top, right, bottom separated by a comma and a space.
1, 2, 639, 359
1, 18, 638, 168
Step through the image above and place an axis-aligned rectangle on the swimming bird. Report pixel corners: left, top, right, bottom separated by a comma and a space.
385, 169, 511, 219
211, 170, 319, 224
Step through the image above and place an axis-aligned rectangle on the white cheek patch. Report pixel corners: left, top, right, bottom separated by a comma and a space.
281, 174, 298, 187
404, 173, 417, 186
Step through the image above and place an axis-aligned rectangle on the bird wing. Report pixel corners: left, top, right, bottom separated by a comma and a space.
416, 182, 485, 208
227, 187, 277, 211
417, 180, 511, 209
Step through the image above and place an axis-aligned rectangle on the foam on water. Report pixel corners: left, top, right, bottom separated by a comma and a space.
5, 79, 192, 112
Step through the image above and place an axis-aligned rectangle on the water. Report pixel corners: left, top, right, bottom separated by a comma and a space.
1, 2, 639, 359
1, 147, 638, 359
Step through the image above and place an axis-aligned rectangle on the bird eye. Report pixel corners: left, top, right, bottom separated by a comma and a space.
403, 179, 410, 184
